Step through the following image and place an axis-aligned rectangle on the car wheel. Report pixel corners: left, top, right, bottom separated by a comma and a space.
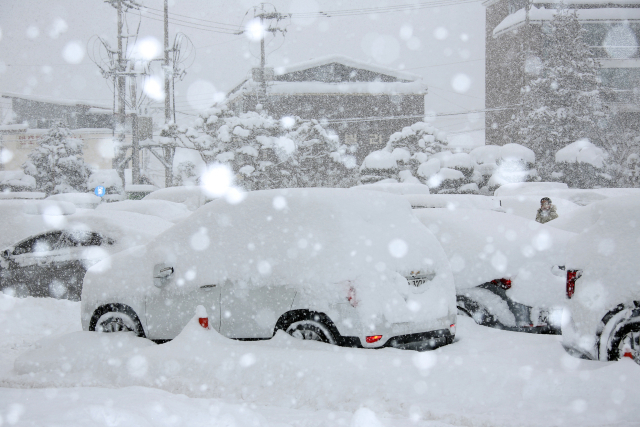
607, 319, 640, 364
286, 319, 337, 345
91, 304, 145, 337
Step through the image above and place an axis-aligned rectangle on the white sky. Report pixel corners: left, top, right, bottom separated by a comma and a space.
0, 0, 486, 140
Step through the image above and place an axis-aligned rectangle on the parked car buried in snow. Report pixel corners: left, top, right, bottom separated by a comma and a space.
81, 188, 457, 350
0, 211, 174, 301
412, 208, 575, 334
560, 196, 640, 364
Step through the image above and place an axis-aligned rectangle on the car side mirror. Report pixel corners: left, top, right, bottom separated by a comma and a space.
1, 249, 11, 259
153, 263, 174, 288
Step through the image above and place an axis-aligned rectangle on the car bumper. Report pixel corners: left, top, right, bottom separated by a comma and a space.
340, 328, 454, 351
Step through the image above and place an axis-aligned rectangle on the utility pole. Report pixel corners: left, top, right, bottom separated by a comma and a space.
115, 0, 127, 182
130, 75, 140, 184
252, 4, 289, 106
164, 0, 171, 124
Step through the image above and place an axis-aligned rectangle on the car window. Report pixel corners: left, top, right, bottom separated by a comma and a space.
65, 231, 105, 247
12, 231, 64, 255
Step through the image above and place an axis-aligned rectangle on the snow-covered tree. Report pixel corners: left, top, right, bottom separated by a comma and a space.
181, 107, 356, 190
506, 7, 611, 179
23, 123, 91, 195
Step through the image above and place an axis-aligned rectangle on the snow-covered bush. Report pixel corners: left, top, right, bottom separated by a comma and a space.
553, 139, 611, 188
23, 123, 92, 195
86, 169, 123, 196
358, 121, 449, 186
469, 144, 536, 193
0, 171, 36, 192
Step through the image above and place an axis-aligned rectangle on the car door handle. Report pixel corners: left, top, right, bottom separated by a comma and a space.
200, 284, 217, 290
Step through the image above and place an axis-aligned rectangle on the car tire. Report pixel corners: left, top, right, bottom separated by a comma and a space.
606, 317, 640, 364
90, 304, 146, 338
285, 319, 337, 345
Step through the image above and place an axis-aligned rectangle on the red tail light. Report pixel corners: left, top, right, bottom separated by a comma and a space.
366, 335, 383, 343
347, 286, 358, 307
491, 278, 512, 290
199, 317, 209, 329
566, 270, 581, 299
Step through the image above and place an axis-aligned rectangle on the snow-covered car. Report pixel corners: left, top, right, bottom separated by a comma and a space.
95, 199, 192, 223
46, 192, 103, 209
560, 196, 640, 364
81, 188, 457, 350
351, 182, 503, 211
413, 208, 575, 334
0, 211, 174, 301
142, 185, 216, 211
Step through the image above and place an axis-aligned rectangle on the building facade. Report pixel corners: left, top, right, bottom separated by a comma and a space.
226, 55, 427, 163
484, 0, 640, 146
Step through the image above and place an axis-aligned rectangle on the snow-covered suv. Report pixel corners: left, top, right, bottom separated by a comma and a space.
560, 196, 640, 364
81, 188, 457, 350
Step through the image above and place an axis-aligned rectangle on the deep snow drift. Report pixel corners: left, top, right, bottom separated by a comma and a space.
1, 294, 639, 427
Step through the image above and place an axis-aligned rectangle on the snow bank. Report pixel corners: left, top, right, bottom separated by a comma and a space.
96, 200, 192, 223
494, 182, 569, 197
352, 182, 430, 195
5, 311, 640, 427
406, 194, 502, 211
86, 169, 123, 192
413, 208, 574, 308
0, 293, 80, 375
556, 139, 606, 169
499, 195, 581, 221
83, 188, 455, 327
46, 192, 102, 209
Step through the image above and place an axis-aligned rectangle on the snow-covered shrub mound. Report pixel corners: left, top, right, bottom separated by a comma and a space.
359, 121, 449, 186
555, 139, 605, 169
0, 171, 36, 192
86, 169, 123, 195
554, 139, 611, 188
470, 144, 537, 193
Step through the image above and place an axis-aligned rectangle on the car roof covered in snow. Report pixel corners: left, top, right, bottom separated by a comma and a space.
413, 208, 575, 307
95, 199, 192, 223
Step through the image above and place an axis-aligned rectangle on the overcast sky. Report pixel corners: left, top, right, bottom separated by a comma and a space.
0, 0, 486, 140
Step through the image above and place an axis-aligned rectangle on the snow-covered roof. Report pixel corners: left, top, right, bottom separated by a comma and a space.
493, 6, 640, 36
1, 92, 112, 110
265, 81, 426, 95
227, 55, 426, 103
273, 55, 423, 82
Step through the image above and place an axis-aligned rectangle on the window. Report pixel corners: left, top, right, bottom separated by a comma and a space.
12, 232, 63, 255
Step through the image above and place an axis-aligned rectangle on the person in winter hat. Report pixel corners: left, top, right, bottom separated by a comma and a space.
536, 197, 558, 224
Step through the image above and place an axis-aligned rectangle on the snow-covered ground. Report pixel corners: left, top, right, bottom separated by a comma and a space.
1, 294, 639, 427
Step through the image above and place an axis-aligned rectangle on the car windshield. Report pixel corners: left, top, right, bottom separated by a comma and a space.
1, 1, 639, 425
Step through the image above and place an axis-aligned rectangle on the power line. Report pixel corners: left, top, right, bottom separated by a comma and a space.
138, 13, 242, 35
290, 0, 481, 17
142, 5, 243, 29
142, 9, 243, 34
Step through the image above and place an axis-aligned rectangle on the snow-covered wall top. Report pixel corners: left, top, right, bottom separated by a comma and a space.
1, 92, 111, 110
533, 0, 640, 4
493, 7, 640, 36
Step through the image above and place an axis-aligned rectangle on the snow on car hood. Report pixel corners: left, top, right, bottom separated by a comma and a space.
84, 188, 455, 325
413, 208, 575, 308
